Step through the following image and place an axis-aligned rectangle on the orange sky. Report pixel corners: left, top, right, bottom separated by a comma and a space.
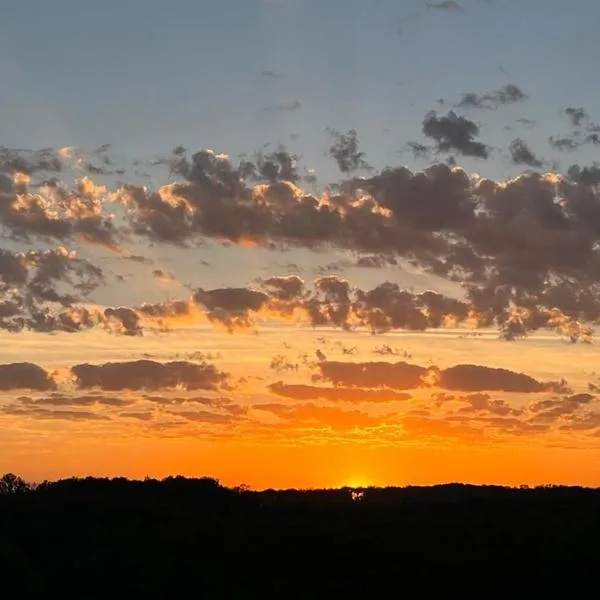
3, 325, 600, 489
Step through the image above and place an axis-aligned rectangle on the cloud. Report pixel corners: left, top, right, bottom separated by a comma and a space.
261, 275, 305, 301
69, 270, 592, 342
269, 381, 412, 403
564, 107, 590, 127
2, 392, 131, 421
264, 100, 302, 112
457, 393, 523, 416
529, 393, 595, 421
422, 111, 489, 158
314, 360, 427, 390
167, 409, 240, 424
548, 136, 580, 152
508, 139, 543, 168
17, 393, 135, 407
0, 167, 119, 248
558, 411, 600, 432
0, 147, 62, 176
327, 129, 371, 173
456, 84, 528, 110
254, 402, 384, 431
6, 139, 600, 343
437, 364, 565, 393
120, 411, 154, 421
546, 107, 600, 153
312, 360, 567, 395
0, 362, 56, 391
152, 269, 175, 282
71, 360, 229, 391
193, 287, 270, 331
355, 255, 398, 269
0, 247, 105, 333
123, 254, 154, 265
114, 146, 600, 338
261, 70, 285, 79
426, 0, 465, 11
2, 405, 109, 421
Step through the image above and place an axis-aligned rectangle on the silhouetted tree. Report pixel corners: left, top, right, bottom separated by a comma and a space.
0, 473, 30, 495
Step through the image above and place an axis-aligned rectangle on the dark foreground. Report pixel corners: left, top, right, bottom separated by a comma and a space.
1, 474, 599, 596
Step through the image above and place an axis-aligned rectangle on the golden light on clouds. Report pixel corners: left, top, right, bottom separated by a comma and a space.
2, 126, 600, 489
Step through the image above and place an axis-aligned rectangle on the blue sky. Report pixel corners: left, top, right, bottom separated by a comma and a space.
2, 0, 599, 181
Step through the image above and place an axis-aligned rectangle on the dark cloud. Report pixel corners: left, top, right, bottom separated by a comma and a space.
71, 360, 228, 391
437, 364, 566, 394
564, 107, 590, 127
508, 139, 543, 168
269, 381, 411, 403
91, 271, 590, 342
457, 393, 523, 416
250, 147, 300, 184
312, 359, 567, 395
422, 111, 489, 158
152, 269, 175, 282
355, 255, 398, 268
0, 147, 62, 176
261, 275, 305, 301
193, 287, 269, 331
558, 411, 600, 432
104, 307, 142, 336
17, 393, 134, 407
2, 405, 109, 421
327, 129, 371, 173
142, 395, 239, 414
547, 107, 600, 153
116, 146, 600, 340
7, 139, 600, 343
120, 411, 154, 421
548, 136, 580, 152
529, 393, 595, 421
314, 360, 427, 390
456, 84, 528, 110
0, 247, 105, 333
0, 362, 56, 391
402, 141, 430, 160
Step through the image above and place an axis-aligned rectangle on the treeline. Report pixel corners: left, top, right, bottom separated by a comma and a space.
1, 473, 599, 595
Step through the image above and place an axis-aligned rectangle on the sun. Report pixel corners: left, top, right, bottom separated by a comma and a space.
343, 476, 371, 490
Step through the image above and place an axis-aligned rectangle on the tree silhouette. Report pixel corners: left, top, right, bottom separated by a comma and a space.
0, 473, 30, 495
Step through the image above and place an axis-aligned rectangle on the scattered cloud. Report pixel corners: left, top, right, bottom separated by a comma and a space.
508, 139, 543, 167
422, 111, 489, 158
456, 84, 528, 110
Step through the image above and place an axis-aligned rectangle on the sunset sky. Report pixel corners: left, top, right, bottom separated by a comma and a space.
2, 0, 600, 489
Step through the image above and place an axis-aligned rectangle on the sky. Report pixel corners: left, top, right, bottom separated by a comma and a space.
2, 0, 600, 489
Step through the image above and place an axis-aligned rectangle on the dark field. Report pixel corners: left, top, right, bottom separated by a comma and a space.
1, 474, 599, 596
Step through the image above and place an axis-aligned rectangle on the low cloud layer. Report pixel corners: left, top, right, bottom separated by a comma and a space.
313, 360, 566, 394
0, 362, 56, 391
72, 360, 228, 391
